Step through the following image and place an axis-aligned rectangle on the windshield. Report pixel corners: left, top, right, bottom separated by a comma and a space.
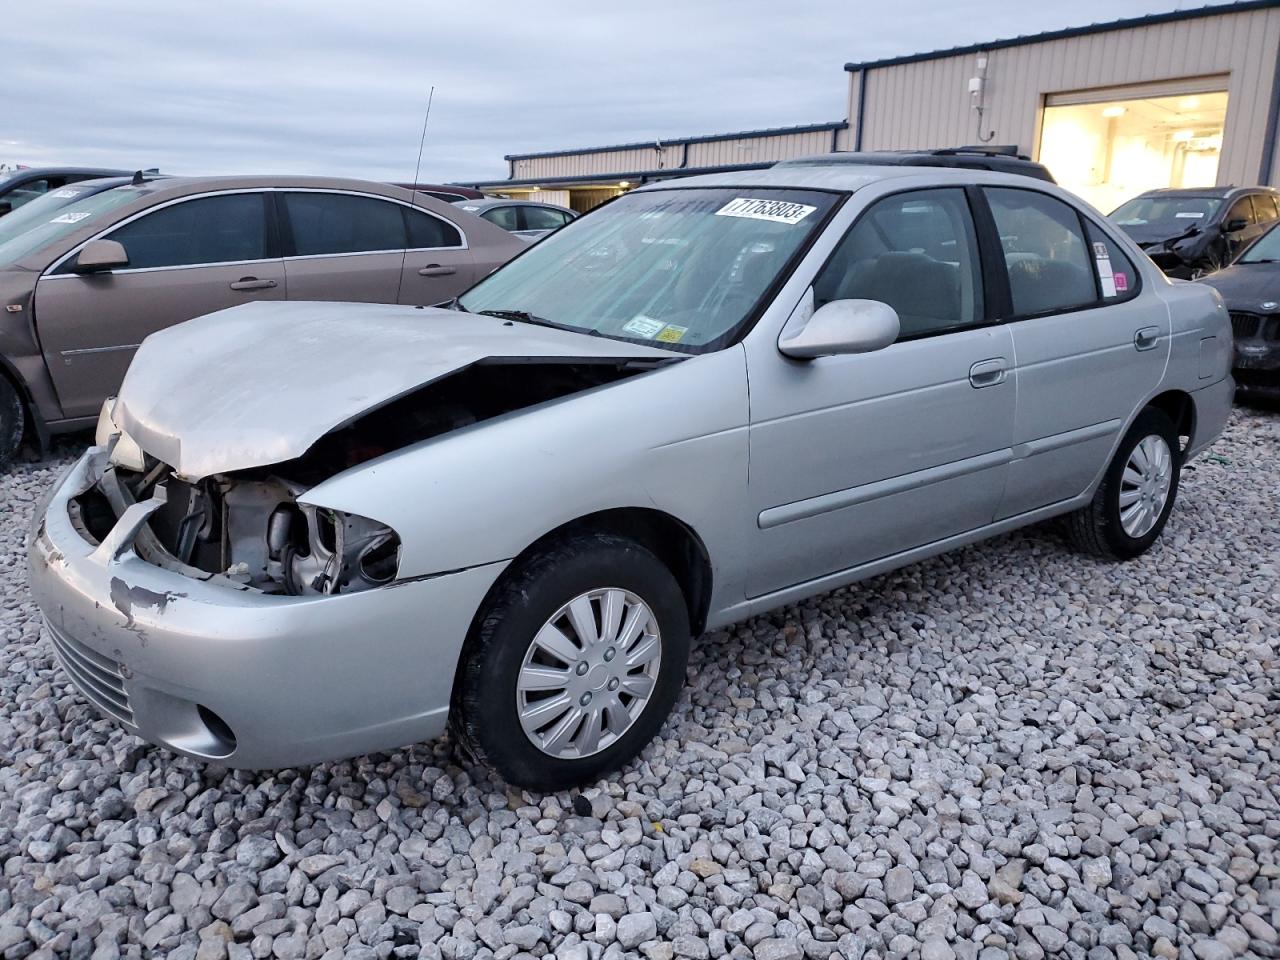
0, 183, 113, 247
1239, 223, 1280, 263
0, 186, 142, 268
458, 187, 840, 352
1110, 196, 1222, 232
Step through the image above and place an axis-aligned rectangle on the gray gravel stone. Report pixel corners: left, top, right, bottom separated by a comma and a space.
3, 413, 1278, 959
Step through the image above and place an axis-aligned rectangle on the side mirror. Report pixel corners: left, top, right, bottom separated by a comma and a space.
72, 239, 129, 274
1224, 218, 1248, 233
779, 298, 900, 359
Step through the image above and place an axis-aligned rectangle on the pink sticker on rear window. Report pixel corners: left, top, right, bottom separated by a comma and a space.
1114, 272, 1128, 292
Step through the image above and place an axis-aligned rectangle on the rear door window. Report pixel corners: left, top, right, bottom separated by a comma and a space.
283, 192, 406, 256
521, 206, 570, 231
480, 206, 520, 231
985, 188, 1096, 317
106, 193, 269, 269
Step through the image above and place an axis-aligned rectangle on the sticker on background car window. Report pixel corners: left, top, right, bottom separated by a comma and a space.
655, 324, 688, 343
622, 315, 666, 338
51, 189, 82, 199
715, 197, 817, 225
50, 211, 92, 224
1175, 211, 1205, 218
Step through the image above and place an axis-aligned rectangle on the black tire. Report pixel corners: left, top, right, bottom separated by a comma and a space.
0, 376, 24, 470
449, 532, 691, 790
1066, 407, 1181, 560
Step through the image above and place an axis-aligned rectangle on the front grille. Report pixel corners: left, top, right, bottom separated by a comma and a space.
1231, 312, 1261, 338
46, 620, 134, 725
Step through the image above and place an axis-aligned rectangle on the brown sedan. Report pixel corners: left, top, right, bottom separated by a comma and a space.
0, 175, 526, 465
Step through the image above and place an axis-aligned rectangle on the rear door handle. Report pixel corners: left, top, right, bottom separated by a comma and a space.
229, 277, 277, 291
1134, 326, 1161, 351
418, 264, 457, 277
969, 357, 1007, 388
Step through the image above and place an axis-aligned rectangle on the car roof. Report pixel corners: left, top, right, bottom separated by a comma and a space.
1, 166, 134, 181
634, 162, 1047, 194
453, 197, 573, 212
778, 150, 1054, 182
1133, 186, 1274, 199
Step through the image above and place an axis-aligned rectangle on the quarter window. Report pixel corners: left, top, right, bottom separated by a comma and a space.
107, 193, 268, 269
985, 188, 1096, 317
405, 208, 462, 249
283, 192, 405, 256
813, 188, 984, 338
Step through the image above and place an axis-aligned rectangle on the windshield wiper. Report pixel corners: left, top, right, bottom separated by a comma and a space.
477, 308, 560, 330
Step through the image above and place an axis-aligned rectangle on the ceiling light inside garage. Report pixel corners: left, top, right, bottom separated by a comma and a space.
1102, 106, 1127, 118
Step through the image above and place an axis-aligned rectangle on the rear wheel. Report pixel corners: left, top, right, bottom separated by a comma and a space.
449, 532, 690, 790
1067, 407, 1181, 560
0, 377, 24, 470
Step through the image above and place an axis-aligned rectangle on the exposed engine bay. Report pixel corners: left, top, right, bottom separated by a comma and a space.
75, 358, 664, 595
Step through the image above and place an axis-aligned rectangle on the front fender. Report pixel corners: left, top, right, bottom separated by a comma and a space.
299, 346, 751, 599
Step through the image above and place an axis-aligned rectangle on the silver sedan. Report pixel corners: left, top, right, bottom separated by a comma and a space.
28, 162, 1233, 789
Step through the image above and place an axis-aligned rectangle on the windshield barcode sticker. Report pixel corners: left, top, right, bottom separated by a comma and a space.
716, 198, 816, 225
50, 211, 92, 224
52, 189, 82, 199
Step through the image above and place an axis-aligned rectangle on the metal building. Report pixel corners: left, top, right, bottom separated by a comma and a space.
468, 0, 1280, 214
465, 122, 847, 212
845, 0, 1280, 210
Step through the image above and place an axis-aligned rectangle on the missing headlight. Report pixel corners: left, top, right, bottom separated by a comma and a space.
272, 505, 400, 596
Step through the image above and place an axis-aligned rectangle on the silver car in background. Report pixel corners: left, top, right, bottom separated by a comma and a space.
29, 162, 1232, 789
454, 197, 577, 241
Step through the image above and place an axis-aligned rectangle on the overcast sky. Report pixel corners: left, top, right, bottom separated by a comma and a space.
5, 0, 1236, 185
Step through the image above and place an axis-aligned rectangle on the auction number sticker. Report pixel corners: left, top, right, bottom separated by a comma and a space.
51, 189, 83, 199
50, 211, 92, 224
655, 324, 688, 343
716, 197, 816, 225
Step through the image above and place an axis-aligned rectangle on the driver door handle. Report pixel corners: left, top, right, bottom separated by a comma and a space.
1134, 326, 1161, 351
969, 357, 1007, 389
229, 277, 277, 291
419, 264, 457, 277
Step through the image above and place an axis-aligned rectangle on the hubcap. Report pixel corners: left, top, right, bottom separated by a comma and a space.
516, 588, 662, 759
1119, 434, 1173, 539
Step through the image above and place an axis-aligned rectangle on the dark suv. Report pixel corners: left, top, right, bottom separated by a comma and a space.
779, 147, 1055, 183
1111, 186, 1280, 279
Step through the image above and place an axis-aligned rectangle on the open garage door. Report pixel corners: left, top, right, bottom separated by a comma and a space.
1039, 77, 1228, 213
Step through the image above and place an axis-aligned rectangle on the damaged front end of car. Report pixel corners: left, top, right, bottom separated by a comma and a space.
86, 355, 666, 596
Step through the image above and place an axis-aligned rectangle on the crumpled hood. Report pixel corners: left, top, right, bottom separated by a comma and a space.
115, 300, 678, 479
1197, 263, 1280, 311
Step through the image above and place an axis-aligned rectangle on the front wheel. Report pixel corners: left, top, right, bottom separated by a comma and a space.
1066, 407, 1181, 560
449, 533, 690, 790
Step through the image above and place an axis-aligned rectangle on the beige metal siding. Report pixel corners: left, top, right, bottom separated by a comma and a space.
854, 6, 1280, 185
508, 128, 842, 181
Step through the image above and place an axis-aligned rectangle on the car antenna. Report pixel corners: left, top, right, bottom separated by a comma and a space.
400, 85, 435, 303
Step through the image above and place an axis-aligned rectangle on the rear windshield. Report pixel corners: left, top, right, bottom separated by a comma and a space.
0, 186, 144, 268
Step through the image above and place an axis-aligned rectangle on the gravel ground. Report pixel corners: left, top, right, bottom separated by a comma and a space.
1, 408, 1277, 960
